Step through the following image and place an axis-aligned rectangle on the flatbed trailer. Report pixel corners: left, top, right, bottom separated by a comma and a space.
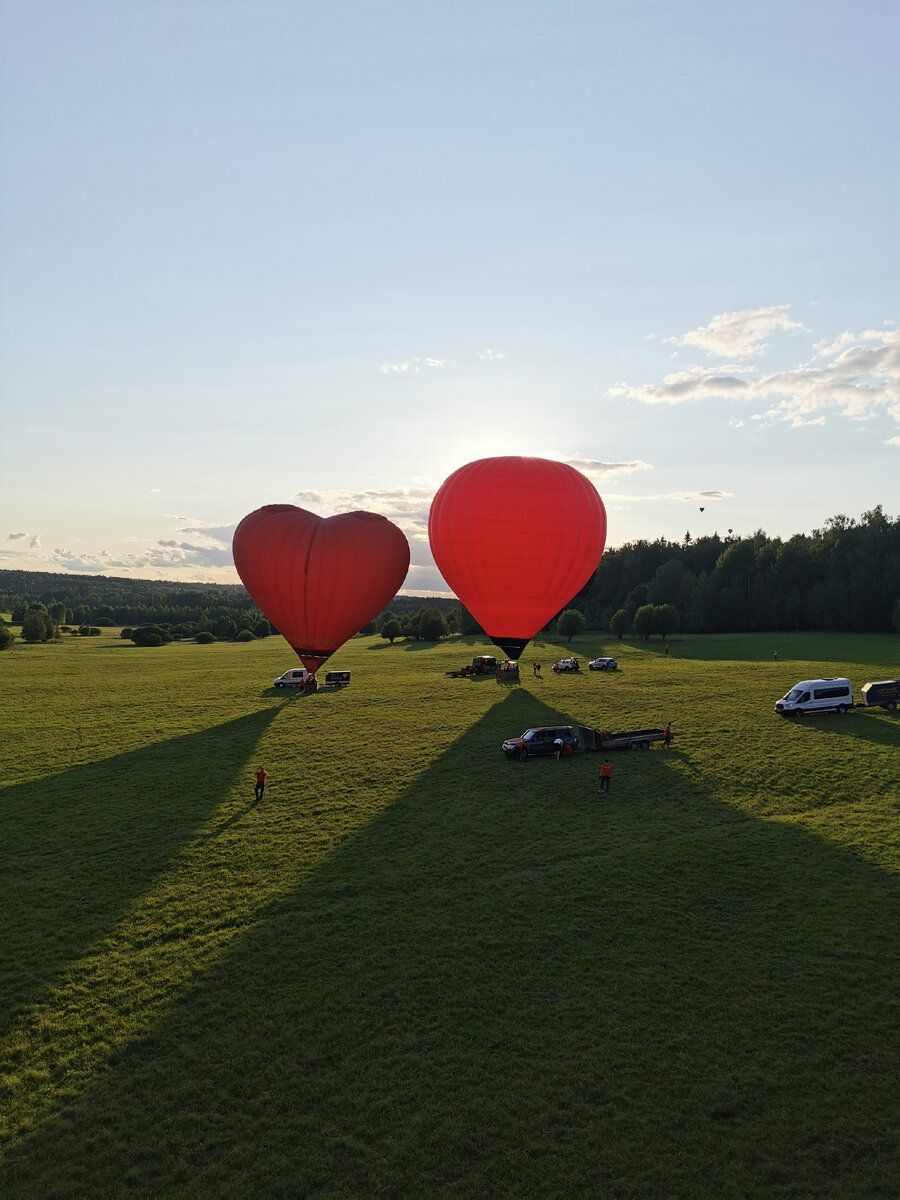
577, 724, 672, 751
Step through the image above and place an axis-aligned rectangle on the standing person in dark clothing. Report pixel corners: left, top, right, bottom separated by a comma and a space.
254, 766, 268, 803
663, 722, 672, 749
599, 759, 612, 793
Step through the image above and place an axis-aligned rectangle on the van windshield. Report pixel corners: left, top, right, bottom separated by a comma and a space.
784, 687, 804, 702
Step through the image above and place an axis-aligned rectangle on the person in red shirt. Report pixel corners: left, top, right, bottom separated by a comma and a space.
599, 759, 612, 794
254, 766, 268, 803
663, 722, 672, 749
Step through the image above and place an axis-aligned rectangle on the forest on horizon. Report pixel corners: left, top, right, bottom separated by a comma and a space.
2, 507, 899, 636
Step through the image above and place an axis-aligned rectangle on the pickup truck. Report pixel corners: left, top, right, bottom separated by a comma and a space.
501, 726, 578, 760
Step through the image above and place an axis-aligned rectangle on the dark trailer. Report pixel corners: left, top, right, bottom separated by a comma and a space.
860, 680, 900, 710
577, 724, 673, 752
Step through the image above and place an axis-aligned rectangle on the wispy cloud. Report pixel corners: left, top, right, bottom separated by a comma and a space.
478, 348, 505, 360
379, 357, 447, 374
559, 455, 653, 481
292, 486, 434, 541
664, 305, 804, 359
49, 540, 234, 573
604, 490, 734, 504
613, 321, 900, 430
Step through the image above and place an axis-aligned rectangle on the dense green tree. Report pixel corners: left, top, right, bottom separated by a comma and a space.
417, 607, 448, 642
235, 629, 254, 642
380, 618, 402, 644
655, 604, 680, 640
47, 600, 67, 625
609, 609, 631, 639
557, 608, 586, 642
22, 604, 56, 643
254, 619, 271, 638
130, 625, 172, 647
195, 631, 215, 644
0, 625, 14, 651
632, 604, 656, 641
213, 616, 237, 640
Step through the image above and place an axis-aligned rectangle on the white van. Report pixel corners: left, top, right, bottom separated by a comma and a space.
775, 678, 853, 717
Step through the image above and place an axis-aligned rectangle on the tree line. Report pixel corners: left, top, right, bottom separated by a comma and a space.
2, 507, 899, 648
569, 507, 900, 636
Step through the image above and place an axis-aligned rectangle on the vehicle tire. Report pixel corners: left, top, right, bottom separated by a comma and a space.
886, 701, 897, 711
630, 741, 640, 750
794, 708, 804, 717
836, 704, 846, 714
641, 740, 650, 751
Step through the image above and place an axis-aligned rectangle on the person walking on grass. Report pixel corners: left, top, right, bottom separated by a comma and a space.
599, 759, 612, 794
254, 766, 268, 803
663, 722, 672, 749
533, 661, 542, 678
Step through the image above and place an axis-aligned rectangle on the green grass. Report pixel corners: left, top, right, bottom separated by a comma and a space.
1, 629, 898, 1197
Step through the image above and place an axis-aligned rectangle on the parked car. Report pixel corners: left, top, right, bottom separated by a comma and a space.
775, 678, 853, 716
552, 657, 580, 672
501, 726, 577, 760
860, 680, 900, 710
588, 657, 617, 671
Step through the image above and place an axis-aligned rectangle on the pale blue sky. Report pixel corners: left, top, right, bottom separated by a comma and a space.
2, 0, 898, 593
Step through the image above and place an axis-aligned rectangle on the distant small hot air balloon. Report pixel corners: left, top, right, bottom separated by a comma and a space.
699, 506, 705, 512
232, 504, 410, 672
428, 457, 607, 659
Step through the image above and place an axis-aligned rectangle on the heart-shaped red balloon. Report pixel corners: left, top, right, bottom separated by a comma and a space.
233, 504, 410, 672
428, 457, 607, 659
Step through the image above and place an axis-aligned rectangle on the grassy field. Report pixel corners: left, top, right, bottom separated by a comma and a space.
0, 628, 898, 1198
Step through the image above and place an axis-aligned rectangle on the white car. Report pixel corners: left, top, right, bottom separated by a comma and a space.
588, 657, 618, 671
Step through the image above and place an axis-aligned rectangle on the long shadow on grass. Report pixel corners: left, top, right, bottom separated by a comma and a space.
0, 707, 280, 1035
1, 692, 898, 1197
783, 710, 900, 749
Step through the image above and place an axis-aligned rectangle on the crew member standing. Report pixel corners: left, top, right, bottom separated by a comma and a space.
599, 759, 612, 793
663, 722, 672, 749
254, 766, 268, 803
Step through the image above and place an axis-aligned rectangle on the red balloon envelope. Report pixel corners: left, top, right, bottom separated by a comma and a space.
428, 457, 607, 659
232, 504, 410, 672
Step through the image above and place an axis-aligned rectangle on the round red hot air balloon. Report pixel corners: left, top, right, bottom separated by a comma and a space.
428, 457, 607, 659
232, 504, 410, 673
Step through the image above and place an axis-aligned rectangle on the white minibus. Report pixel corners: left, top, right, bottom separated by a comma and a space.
775, 678, 853, 717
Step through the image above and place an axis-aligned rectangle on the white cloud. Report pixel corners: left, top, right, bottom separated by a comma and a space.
603, 490, 734, 505
49, 540, 234, 573
478, 348, 505, 360
664, 305, 803, 359
614, 365, 753, 405
291, 486, 434, 541
887, 436, 900, 447
560, 455, 653, 481
614, 323, 900, 431
379, 356, 447, 374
